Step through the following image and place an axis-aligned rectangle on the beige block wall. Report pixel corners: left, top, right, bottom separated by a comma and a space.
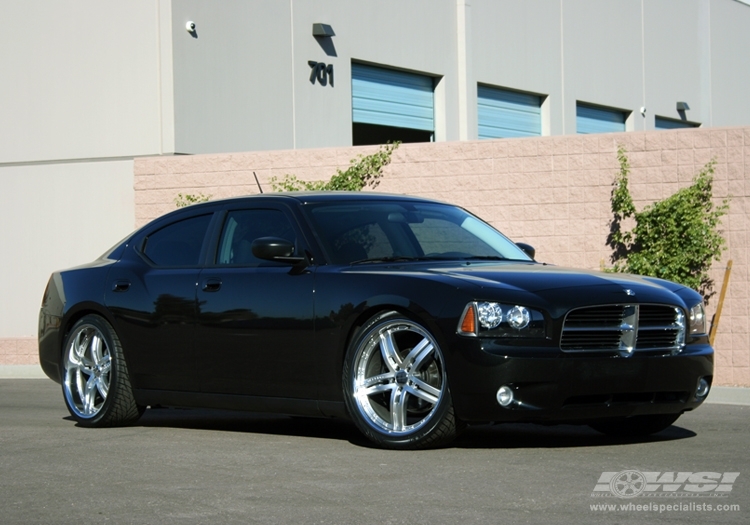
0, 338, 39, 365
10, 127, 749, 386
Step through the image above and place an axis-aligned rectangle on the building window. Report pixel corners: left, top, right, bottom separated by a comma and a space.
477, 86, 542, 139
576, 103, 627, 134
351, 63, 434, 145
655, 116, 699, 130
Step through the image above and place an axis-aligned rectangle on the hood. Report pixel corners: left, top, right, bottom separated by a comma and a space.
346, 261, 692, 311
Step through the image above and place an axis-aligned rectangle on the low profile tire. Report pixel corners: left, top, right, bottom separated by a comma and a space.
589, 414, 681, 437
61, 314, 144, 427
343, 312, 459, 449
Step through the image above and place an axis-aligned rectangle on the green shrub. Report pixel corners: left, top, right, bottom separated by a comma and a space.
608, 145, 729, 300
175, 142, 399, 206
271, 142, 399, 192
174, 192, 212, 207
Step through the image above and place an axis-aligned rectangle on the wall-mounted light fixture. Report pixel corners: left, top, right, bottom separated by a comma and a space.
676, 101, 690, 111
312, 23, 335, 37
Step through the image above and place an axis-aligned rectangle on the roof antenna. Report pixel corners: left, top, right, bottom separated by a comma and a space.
253, 172, 264, 194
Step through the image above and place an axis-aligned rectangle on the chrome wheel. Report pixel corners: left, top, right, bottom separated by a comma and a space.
61, 315, 144, 427
344, 313, 458, 448
63, 323, 111, 418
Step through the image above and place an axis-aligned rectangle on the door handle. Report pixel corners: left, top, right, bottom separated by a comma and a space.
112, 280, 131, 292
202, 279, 222, 292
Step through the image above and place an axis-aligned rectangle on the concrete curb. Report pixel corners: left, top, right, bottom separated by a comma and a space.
1, 366, 748, 406
704, 386, 750, 406
0, 365, 47, 378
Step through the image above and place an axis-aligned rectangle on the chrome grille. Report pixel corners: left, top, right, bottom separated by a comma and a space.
560, 304, 685, 356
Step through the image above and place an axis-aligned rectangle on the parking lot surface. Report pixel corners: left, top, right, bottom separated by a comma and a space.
1, 379, 746, 524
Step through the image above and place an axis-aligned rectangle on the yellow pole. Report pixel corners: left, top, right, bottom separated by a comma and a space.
709, 260, 732, 346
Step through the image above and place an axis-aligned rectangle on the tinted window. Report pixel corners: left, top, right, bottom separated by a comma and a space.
410, 217, 495, 255
306, 201, 530, 264
331, 222, 392, 262
142, 214, 212, 266
216, 209, 296, 266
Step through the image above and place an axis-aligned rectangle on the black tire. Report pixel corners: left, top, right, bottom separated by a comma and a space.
61, 314, 144, 427
589, 414, 681, 437
343, 311, 459, 449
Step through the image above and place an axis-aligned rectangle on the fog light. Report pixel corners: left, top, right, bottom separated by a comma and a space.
696, 377, 710, 399
496, 385, 514, 407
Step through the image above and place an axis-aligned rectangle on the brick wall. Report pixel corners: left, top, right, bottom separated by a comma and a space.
10, 127, 749, 385
0, 337, 38, 365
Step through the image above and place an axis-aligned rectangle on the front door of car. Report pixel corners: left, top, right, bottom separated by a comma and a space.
194, 207, 317, 398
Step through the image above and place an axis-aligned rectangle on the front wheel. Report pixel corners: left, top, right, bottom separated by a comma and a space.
343, 312, 459, 449
589, 414, 681, 437
61, 314, 144, 427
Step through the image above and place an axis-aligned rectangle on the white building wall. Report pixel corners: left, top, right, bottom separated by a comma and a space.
169, 0, 459, 153
0, 160, 135, 338
472, 0, 564, 136
471, 0, 750, 136
561, 0, 644, 133
170, 0, 295, 154
710, 0, 750, 127
290, 0, 459, 148
0, 0, 170, 339
643, 0, 709, 127
0, 0, 172, 162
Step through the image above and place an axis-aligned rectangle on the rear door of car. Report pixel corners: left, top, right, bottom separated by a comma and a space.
194, 203, 317, 398
106, 210, 216, 392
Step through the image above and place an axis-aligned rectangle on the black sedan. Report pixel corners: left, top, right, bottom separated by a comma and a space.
39, 192, 713, 449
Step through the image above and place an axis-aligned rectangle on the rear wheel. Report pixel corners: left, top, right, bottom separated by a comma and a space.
343, 312, 459, 449
589, 414, 680, 437
62, 315, 144, 427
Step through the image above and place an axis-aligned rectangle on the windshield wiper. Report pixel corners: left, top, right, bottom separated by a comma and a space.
350, 256, 450, 265
459, 255, 507, 261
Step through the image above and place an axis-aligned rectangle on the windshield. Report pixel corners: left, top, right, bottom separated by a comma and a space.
304, 201, 531, 264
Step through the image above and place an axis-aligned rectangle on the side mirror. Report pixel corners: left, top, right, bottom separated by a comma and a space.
515, 242, 535, 260
252, 237, 306, 264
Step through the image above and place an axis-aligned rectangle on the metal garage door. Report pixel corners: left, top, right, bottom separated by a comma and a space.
655, 117, 697, 130
351, 63, 434, 132
478, 86, 541, 139
576, 103, 626, 134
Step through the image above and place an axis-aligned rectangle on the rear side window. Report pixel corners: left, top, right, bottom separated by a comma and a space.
142, 214, 212, 266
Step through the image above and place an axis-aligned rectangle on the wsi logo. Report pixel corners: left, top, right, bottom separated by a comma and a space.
592, 470, 740, 499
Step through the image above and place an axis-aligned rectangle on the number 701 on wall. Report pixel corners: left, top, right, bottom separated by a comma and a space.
308, 61, 334, 87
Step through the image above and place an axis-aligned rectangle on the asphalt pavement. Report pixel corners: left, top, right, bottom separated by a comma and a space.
0, 379, 747, 525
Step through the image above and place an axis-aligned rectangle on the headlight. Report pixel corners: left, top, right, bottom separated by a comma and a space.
689, 302, 706, 335
476, 302, 503, 329
458, 301, 544, 338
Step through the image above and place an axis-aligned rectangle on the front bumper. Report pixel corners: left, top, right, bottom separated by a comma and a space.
448, 340, 713, 423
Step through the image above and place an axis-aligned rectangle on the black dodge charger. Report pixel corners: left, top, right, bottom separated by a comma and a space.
38, 192, 713, 449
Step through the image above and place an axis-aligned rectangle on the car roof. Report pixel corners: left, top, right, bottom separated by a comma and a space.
195, 191, 449, 206
126, 192, 453, 242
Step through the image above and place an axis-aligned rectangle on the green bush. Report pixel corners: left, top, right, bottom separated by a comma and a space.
608, 145, 729, 300
271, 142, 399, 192
174, 192, 211, 207
175, 142, 399, 206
